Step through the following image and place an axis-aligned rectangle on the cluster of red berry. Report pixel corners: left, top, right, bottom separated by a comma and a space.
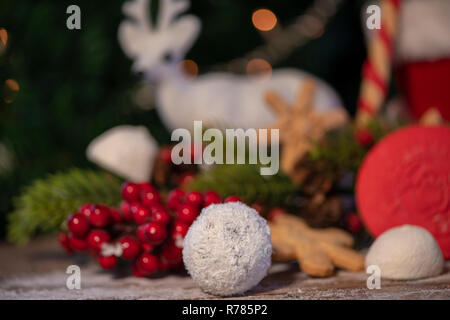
59, 182, 242, 277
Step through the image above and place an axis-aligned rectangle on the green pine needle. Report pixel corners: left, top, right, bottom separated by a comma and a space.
7, 168, 122, 244
186, 164, 298, 206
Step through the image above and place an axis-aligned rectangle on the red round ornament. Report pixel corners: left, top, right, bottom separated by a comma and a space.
58, 232, 73, 253
68, 235, 88, 251
121, 182, 140, 202
224, 195, 242, 203
120, 201, 133, 221
171, 220, 189, 240
133, 205, 151, 225
109, 208, 123, 223
203, 190, 221, 207
267, 207, 286, 221
137, 225, 149, 243
151, 207, 171, 226
176, 203, 199, 224
98, 255, 117, 270
144, 222, 167, 245
87, 230, 111, 251
119, 236, 141, 260
136, 253, 159, 275
167, 189, 185, 210
346, 213, 363, 233
67, 213, 90, 237
89, 204, 111, 228
185, 191, 203, 208
356, 125, 450, 258
355, 129, 374, 147
141, 187, 161, 207
79, 203, 94, 219
160, 242, 183, 263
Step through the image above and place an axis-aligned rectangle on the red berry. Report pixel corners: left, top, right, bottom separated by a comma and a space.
171, 220, 189, 241
141, 188, 161, 207
203, 190, 221, 207
67, 213, 90, 237
89, 204, 111, 228
79, 203, 94, 218
138, 182, 154, 192
109, 208, 123, 223
159, 146, 173, 164
251, 203, 264, 215
267, 207, 286, 221
151, 207, 171, 226
185, 191, 203, 208
133, 205, 151, 224
224, 195, 242, 203
119, 236, 141, 260
177, 203, 199, 224
356, 129, 374, 147
137, 225, 149, 243
178, 172, 196, 188
120, 201, 133, 221
87, 230, 111, 251
58, 232, 73, 253
167, 189, 185, 211
144, 222, 167, 245
136, 253, 159, 275
68, 235, 88, 251
121, 182, 140, 202
129, 202, 142, 214
347, 213, 363, 233
161, 242, 183, 263
98, 255, 117, 270
132, 263, 149, 277
141, 242, 155, 253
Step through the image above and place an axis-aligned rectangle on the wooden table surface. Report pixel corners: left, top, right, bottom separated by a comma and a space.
1, 237, 450, 300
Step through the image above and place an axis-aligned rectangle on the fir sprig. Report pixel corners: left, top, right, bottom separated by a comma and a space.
186, 164, 298, 206
8, 168, 122, 244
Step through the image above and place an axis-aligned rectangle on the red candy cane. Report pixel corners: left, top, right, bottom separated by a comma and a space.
356, 0, 401, 127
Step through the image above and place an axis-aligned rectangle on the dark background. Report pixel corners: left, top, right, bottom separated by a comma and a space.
0, 0, 367, 239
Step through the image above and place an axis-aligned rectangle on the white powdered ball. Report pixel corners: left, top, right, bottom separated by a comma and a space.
182, 202, 272, 296
365, 225, 444, 280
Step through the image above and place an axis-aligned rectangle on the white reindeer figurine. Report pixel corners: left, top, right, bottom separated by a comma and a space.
119, 0, 345, 130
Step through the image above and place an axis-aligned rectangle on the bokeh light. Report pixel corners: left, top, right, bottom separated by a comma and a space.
180, 59, 199, 78
0, 28, 7, 46
252, 9, 277, 32
4, 79, 20, 103
246, 58, 272, 79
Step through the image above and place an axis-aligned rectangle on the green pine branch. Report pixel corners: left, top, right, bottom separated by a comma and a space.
186, 164, 298, 206
7, 168, 122, 244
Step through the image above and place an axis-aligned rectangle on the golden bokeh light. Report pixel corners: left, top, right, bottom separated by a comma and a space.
246, 58, 272, 78
252, 9, 277, 32
4, 79, 19, 103
180, 59, 199, 78
0, 28, 7, 47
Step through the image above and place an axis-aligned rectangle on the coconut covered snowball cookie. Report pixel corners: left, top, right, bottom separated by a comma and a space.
365, 225, 444, 280
182, 202, 272, 296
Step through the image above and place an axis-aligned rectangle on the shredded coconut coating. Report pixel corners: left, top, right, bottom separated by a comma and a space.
182, 202, 272, 296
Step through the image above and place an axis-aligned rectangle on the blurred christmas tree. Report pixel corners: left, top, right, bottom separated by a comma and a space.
0, 0, 367, 239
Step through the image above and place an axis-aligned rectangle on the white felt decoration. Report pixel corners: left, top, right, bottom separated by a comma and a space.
86, 125, 158, 182
182, 202, 272, 296
365, 225, 444, 280
118, 0, 344, 131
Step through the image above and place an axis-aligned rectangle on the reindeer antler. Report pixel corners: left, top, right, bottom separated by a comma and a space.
159, 0, 190, 29
123, 0, 153, 31
119, 0, 154, 60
